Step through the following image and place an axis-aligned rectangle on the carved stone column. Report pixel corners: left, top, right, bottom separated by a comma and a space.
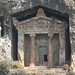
18, 32, 24, 66
48, 33, 53, 67
30, 34, 36, 67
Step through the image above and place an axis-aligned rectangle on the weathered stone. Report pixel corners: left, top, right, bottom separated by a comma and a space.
18, 50, 24, 66
48, 37, 53, 67
0, 37, 11, 60
0, 0, 75, 72
13, 8, 68, 67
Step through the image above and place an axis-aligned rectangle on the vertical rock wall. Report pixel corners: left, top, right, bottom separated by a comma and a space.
0, 0, 75, 71
1, 0, 74, 54
0, 37, 11, 60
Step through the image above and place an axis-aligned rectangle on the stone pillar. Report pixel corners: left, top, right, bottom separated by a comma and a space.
30, 34, 36, 67
0, 26, 2, 37
59, 31, 65, 65
18, 32, 24, 66
48, 33, 53, 67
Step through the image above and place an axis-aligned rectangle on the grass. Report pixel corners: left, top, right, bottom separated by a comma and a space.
12, 61, 24, 69
0, 60, 12, 75
44, 71, 54, 75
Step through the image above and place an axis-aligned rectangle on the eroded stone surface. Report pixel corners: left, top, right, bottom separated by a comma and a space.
0, 37, 11, 60
0, 0, 75, 72
13, 9, 68, 67
18, 50, 24, 66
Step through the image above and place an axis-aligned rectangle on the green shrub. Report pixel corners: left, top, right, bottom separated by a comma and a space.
44, 71, 54, 75
10, 69, 27, 75
0, 60, 12, 75
12, 61, 24, 69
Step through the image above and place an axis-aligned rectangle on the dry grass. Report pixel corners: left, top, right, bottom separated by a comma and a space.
61, 64, 70, 71
12, 61, 24, 69
0, 60, 12, 75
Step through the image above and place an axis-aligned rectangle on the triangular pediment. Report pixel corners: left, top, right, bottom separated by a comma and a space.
11, 5, 68, 20
12, 8, 63, 27
18, 16, 63, 26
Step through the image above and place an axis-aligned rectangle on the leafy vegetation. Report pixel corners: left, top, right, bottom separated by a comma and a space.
0, 60, 12, 75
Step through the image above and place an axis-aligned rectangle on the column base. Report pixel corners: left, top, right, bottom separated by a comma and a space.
30, 63, 35, 67
47, 64, 53, 68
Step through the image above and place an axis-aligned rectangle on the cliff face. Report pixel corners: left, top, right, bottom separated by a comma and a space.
0, 0, 74, 51
0, 0, 75, 71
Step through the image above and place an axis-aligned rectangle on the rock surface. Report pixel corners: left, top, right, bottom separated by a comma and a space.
0, 37, 11, 60
0, 0, 75, 52
0, 0, 75, 73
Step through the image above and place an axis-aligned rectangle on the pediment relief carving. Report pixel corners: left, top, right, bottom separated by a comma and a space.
13, 16, 64, 27
36, 8, 46, 17
12, 8, 67, 30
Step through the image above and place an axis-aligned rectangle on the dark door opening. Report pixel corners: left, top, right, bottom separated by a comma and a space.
44, 54, 48, 62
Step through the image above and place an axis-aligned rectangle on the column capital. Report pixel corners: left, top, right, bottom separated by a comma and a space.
30, 33, 36, 37
48, 33, 53, 39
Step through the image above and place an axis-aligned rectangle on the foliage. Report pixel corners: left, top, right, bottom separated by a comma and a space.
10, 70, 27, 75
12, 61, 24, 69
0, 60, 25, 75
44, 71, 54, 75
0, 60, 12, 75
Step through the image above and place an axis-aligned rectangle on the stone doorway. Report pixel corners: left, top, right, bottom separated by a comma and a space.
39, 46, 48, 66
35, 34, 48, 66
